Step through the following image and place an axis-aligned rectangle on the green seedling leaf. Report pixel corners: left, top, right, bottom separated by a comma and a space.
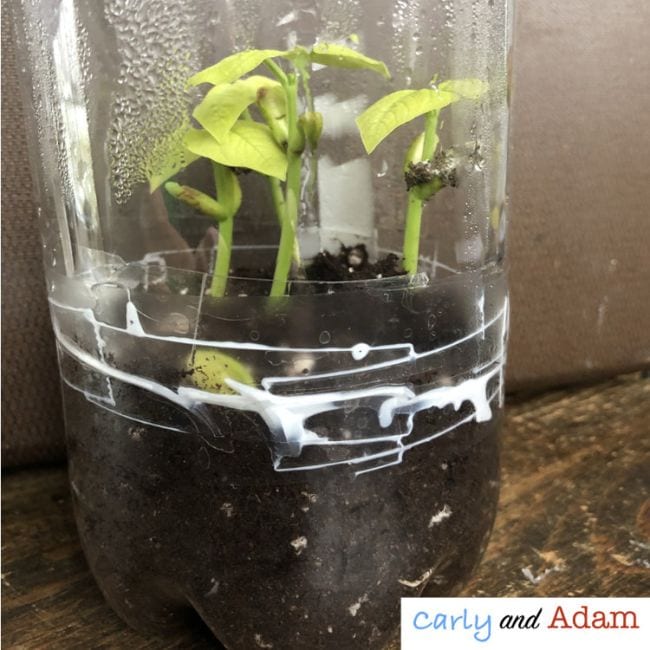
164, 182, 230, 221
145, 121, 199, 192
188, 49, 287, 87
148, 148, 199, 192
310, 42, 391, 79
184, 122, 288, 180
284, 45, 312, 71
299, 111, 324, 150
194, 76, 282, 142
438, 78, 489, 100
356, 88, 458, 154
188, 348, 255, 395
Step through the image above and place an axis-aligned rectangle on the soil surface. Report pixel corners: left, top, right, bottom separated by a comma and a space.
230, 246, 406, 296
305, 245, 405, 283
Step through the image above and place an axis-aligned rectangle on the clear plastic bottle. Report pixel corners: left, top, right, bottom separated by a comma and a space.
12, 1, 511, 647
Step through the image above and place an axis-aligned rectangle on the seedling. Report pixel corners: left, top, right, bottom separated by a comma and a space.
151, 45, 485, 394
153, 42, 389, 394
154, 42, 390, 298
356, 78, 488, 275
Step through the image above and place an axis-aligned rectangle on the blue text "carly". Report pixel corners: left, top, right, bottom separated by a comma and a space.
413, 608, 492, 642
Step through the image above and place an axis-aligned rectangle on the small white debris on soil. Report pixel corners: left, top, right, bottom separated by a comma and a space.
398, 567, 434, 589
327, 626, 333, 634
290, 536, 308, 555
300, 491, 318, 512
204, 579, 220, 597
129, 426, 144, 441
348, 593, 369, 617
254, 633, 274, 648
428, 504, 452, 528
70, 481, 81, 498
220, 502, 234, 518
440, 462, 448, 470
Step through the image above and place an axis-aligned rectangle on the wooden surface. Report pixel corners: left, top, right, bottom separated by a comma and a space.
3, 374, 649, 648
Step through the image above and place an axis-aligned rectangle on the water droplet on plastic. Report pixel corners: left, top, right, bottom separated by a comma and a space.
319, 331, 331, 345
376, 160, 389, 178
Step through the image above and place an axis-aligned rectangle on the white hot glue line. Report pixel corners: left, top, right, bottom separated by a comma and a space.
125, 301, 147, 336
51, 291, 506, 474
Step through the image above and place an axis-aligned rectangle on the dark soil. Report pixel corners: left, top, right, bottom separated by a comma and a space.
62, 260, 502, 649
305, 245, 405, 283
230, 246, 405, 296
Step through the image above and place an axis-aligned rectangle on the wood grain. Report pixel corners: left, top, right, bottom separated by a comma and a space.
2, 374, 649, 648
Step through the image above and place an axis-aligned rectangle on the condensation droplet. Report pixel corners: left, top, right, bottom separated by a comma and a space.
319, 330, 331, 345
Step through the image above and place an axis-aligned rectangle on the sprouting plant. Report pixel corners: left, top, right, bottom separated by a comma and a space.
356, 78, 488, 275
149, 42, 389, 395
154, 42, 390, 299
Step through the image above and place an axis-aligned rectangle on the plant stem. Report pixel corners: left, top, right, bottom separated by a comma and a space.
211, 214, 233, 297
209, 163, 240, 298
269, 176, 300, 265
265, 58, 288, 85
402, 110, 440, 275
270, 74, 303, 297
269, 176, 286, 226
403, 191, 424, 276
422, 111, 440, 160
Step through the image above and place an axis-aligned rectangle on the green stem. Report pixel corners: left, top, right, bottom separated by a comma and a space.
209, 163, 240, 298
422, 111, 440, 160
210, 215, 233, 297
269, 176, 300, 265
403, 191, 423, 276
265, 58, 288, 86
269, 176, 286, 227
403, 110, 440, 276
271, 75, 303, 297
